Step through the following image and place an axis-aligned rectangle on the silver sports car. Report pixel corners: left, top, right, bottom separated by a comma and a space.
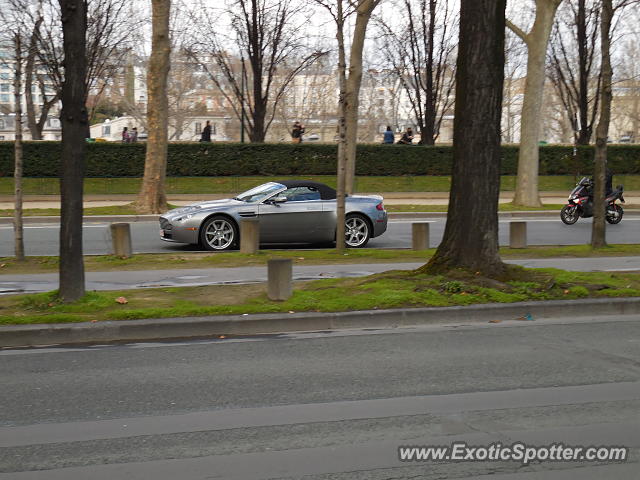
159, 180, 388, 250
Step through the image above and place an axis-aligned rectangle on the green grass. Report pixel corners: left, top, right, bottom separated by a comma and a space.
1, 175, 638, 195
2, 244, 640, 275
0, 204, 179, 217
2, 266, 639, 324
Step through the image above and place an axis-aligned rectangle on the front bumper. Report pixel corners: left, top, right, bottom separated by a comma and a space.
159, 216, 199, 244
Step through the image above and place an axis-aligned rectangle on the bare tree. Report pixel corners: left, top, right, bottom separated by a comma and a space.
592, 0, 637, 247
34, 0, 135, 138
507, 0, 562, 208
375, 0, 457, 144
422, 0, 506, 276
272, 56, 339, 141
58, 0, 87, 302
12, 33, 25, 262
135, 0, 171, 214
313, 0, 380, 251
502, 29, 527, 143
187, 0, 326, 143
547, 0, 601, 146
0, 0, 44, 261
343, 0, 382, 193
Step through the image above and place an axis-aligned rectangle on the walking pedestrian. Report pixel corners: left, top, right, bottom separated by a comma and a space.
121, 127, 130, 143
200, 121, 212, 142
291, 121, 305, 144
130, 127, 138, 143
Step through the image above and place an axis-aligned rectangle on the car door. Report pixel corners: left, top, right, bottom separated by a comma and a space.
258, 187, 326, 243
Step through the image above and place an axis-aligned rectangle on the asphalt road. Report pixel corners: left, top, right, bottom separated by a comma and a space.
1, 216, 639, 256
1, 315, 638, 479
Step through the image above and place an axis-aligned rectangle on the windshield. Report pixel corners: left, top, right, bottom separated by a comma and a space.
234, 182, 285, 203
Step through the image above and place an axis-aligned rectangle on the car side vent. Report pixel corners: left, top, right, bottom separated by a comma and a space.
239, 211, 257, 217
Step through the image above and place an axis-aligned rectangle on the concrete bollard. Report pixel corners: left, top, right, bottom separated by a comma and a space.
509, 221, 527, 249
110, 222, 132, 258
268, 258, 293, 301
240, 218, 260, 254
412, 222, 430, 250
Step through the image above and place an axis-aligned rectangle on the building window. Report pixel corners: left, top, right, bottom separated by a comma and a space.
0, 84, 10, 92
195, 122, 202, 134
212, 123, 217, 135
102, 125, 111, 136
0, 73, 10, 80
0, 119, 4, 129
0, 136, 4, 140
0, 94, 10, 103
48, 118, 60, 128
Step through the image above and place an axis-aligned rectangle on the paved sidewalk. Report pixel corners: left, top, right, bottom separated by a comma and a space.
1, 191, 639, 210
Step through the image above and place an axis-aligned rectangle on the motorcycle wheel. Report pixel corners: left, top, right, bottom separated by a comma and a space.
605, 204, 623, 224
560, 205, 579, 225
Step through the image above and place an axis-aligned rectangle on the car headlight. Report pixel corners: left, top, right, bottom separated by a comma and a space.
177, 214, 194, 222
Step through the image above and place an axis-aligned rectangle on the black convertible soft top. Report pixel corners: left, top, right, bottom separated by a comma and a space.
278, 180, 337, 200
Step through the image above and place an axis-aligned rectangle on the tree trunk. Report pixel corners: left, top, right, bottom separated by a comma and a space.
58, 0, 87, 302
25, 13, 43, 141
335, 1, 347, 253
591, 0, 613, 249
136, 0, 171, 214
420, 0, 437, 146
13, 34, 25, 262
422, 0, 506, 277
511, 0, 561, 207
344, 0, 379, 195
576, 0, 591, 145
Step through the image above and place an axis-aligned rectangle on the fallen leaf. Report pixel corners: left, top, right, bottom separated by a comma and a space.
0, 263, 5, 268
288, 310, 295, 314
298, 257, 305, 260
91, 319, 98, 323
48, 302, 55, 307
563, 289, 570, 294
489, 319, 502, 323
218, 335, 226, 339
115, 297, 128, 304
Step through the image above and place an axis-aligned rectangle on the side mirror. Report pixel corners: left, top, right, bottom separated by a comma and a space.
271, 196, 288, 204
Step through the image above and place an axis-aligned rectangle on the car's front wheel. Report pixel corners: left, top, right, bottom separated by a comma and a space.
345, 214, 371, 248
200, 215, 238, 251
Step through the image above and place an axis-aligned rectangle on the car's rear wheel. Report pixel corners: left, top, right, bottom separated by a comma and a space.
200, 215, 238, 251
345, 214, 371, 248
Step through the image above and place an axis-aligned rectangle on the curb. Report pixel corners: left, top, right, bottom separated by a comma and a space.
2, 297, 639, 348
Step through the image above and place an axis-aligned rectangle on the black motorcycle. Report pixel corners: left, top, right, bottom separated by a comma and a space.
560, 177, 625, 225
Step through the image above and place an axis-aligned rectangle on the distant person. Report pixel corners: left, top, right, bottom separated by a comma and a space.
121, 127, 129, 143
291, 121, 305, 144
397, 127, 414, 145
383, 126, 394, 144
130, 127, 138, 143
200, 121, 212, 142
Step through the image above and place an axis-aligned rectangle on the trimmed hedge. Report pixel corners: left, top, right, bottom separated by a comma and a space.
0, 141, 639, 177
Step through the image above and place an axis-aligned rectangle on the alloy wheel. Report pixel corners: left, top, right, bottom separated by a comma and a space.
204, 218, 235, 250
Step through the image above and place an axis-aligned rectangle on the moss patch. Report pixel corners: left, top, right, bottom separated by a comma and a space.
1, 265, 639, 325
